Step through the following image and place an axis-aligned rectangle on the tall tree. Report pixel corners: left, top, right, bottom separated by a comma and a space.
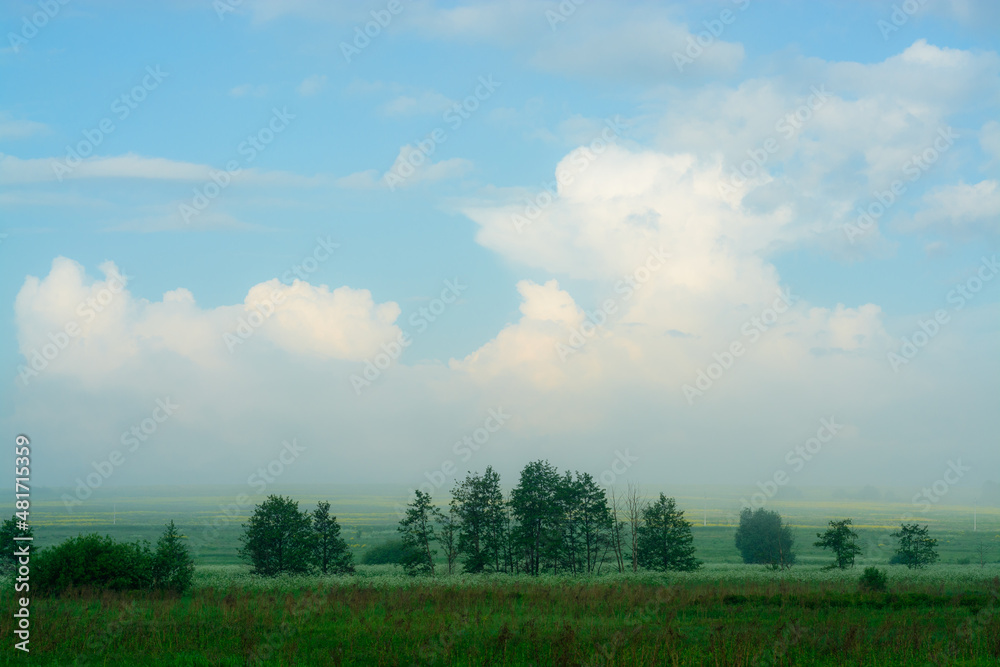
313, 501, 354, 574
891, 523, 939, 569
606, 487, 626, 574
239, 495, 316, 576
438, 504, 460, 575
573, 472, 613, 574
637, 494, 701, 572
734, 507, 796, 570
510, 460, 562, 575
398, 490, 440, 576
152, 521, 195, 592
452, 467, 506, 573
624, 483, 645, 573
814, 518, 862, 569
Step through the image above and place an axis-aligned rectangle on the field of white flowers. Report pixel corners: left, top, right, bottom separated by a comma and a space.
192, 562, 1000, 591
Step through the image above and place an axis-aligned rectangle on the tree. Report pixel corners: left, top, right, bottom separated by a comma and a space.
607, 488, 626, 574
313, 501, 354, 574
891, 523, 939, 569
239, 495, 316, 576
636, 494, 701, 572
814, 518, 862, 569
976, 538, 992, 567
452, 467, 507, 573
624, 483, 645, 573
152, 521, 195, 592
398, 490, 440, 576
734, 508, 796, 569
509, 460, 562, 575
438, 504, 460, 575
0, 515, 34, 573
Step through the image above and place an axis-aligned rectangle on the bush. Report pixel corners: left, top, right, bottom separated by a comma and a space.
859, 566, 888, 593
361, 539, 411, 565
34, 534, 154, 594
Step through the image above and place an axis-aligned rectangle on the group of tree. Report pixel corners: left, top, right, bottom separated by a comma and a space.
394, 461, 701, 576
733, 509, 940, 571
26, 521, 194, 594
239, 496, 354, 576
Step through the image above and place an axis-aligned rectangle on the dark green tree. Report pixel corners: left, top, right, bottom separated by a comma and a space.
0, 515, 34, 573
397, 490, 440, 576
313, 501, 354, 574
452, 467, 507, 573
814, 518, 862, 569
152, 521, 195, 592
637, 494, 701, 572
438, 504, 460, 575
510, 460, 563, 575
891, 523, 939, 569
239, 495, 316, 576
361, 539, 410, 565
734, 507, 796, 569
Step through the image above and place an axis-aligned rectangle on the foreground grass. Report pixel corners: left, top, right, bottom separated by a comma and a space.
2, 566, 999, 666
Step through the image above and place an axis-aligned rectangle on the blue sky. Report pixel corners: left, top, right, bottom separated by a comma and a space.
1, 0, 998, 496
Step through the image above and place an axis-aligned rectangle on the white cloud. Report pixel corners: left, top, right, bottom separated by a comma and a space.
910, 180, 1000, 234
297, 74, 328, 97
338, 145, 473, 190
0, 113, 48, 140
229, 83, 268, 98
14, 258, 404, 382
380, 91, 455, 117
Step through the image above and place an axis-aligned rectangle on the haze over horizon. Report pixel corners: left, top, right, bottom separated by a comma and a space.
2, 0, 998, 495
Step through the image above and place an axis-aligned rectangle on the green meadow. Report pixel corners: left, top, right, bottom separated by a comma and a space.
4, 485, 998, 665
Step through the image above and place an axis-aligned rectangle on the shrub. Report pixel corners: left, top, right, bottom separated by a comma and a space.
34, 534, 154, 594
859, 566, 888, 593
361, 539, 410, 565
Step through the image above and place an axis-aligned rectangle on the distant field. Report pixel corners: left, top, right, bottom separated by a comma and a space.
17, 484, 1000, 566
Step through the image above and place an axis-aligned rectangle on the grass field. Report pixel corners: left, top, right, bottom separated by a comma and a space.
4, 485, 999, 665
2, 564, 998, 665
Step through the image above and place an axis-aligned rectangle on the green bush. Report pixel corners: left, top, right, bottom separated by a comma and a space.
361, 539, 411, 565
859, 566, 888, 593
35, 523, 196, 595
34, 534, 155, 594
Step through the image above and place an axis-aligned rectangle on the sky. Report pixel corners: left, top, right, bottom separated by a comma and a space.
1, 0, 998, 497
